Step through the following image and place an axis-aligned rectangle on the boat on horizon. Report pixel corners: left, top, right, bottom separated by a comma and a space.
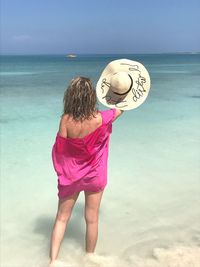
66, 54, 77, 58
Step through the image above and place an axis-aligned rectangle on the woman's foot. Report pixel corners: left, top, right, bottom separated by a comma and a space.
83, 252, 111, 266
48, 259, 68, 267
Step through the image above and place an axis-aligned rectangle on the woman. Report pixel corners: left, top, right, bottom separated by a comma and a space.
49, 76, 124, 265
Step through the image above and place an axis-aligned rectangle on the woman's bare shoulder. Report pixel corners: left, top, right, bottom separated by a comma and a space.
61, 114, 70, 120
58, 114, 69, 138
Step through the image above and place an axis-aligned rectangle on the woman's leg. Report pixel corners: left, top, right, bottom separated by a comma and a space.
84, 190, 104, 253
49, 192, 80, 263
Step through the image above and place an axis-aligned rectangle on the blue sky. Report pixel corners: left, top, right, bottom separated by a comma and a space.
1, 0, 200, 54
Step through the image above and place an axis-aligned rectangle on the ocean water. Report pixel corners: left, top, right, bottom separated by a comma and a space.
0, 54, 200, 267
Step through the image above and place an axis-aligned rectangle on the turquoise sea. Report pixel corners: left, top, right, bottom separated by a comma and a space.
1, 54, 200, 267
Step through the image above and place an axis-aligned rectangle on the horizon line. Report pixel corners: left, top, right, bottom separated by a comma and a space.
1, 51, 200, 56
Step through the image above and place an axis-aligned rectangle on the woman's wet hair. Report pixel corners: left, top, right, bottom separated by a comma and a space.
62, 76, 99, 122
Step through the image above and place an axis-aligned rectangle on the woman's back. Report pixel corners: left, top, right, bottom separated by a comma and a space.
59, 109, 123, 139
52, 108, 120, 197
60, 111, 103, 139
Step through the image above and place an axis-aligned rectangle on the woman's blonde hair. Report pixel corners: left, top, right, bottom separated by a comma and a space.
62, 76, 99, 122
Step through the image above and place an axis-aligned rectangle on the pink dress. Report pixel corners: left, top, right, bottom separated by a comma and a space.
51, 108, 117, 199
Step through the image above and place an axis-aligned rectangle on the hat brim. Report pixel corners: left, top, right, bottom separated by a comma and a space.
96, 59, 151, 110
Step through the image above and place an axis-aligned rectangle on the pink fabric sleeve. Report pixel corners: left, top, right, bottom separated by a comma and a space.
101, 108, 117, 124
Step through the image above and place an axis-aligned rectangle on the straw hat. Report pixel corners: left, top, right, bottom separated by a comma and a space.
96, 59, 151, 110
